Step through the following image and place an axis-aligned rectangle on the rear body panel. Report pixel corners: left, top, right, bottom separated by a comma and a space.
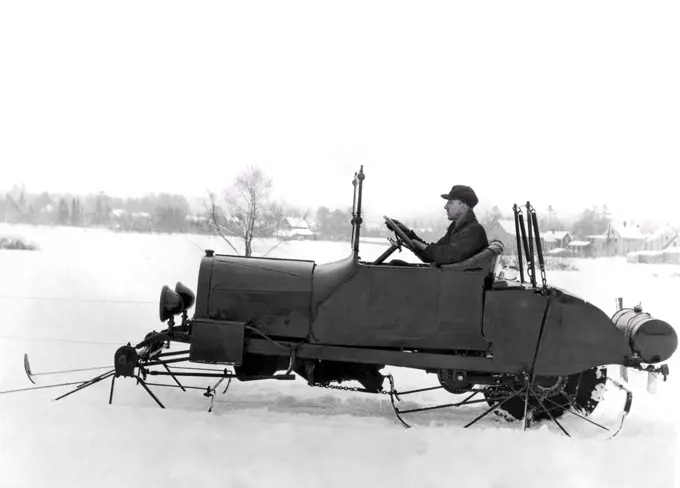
532, 289, 633, 376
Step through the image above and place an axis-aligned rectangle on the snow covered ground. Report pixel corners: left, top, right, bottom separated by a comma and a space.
1, 223, 679, 488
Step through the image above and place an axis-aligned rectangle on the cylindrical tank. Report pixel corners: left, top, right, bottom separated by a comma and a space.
612, 308, 678, 363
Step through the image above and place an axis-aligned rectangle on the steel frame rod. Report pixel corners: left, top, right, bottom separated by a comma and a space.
109, 376, 116, 404
53, 370, 115, 402
396, 391, 482, 415
463, 391, 524, 428
163, 364, 186, 391
0, 381, 88, 395
135, 376, 165, 408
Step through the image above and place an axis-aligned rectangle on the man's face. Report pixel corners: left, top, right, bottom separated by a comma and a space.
444, 199, 466, 221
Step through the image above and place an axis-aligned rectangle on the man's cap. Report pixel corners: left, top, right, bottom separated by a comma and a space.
440, 185, 479, 208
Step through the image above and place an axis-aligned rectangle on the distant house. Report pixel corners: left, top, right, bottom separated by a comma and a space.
541, 230, 571, 252
586, 235, 610, 256
583, 221, 647, 257
276, 217, 317, 240
486, 218, 562, 255
185, 214, 209, 224
185, 214, 210, 233
486, 219, 522, 255
645, 225, 677, 252
566, 240, 594, 257
607, 221, 647, 255
664, 248, 680, 264
130, 211, 153, 232
583, 221, 647, 256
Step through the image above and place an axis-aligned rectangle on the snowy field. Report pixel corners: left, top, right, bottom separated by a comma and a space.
1, 223, 679, 488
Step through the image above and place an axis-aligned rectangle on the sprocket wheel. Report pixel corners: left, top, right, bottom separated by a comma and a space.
437, 369, 472, 394
483, 366, 607, 422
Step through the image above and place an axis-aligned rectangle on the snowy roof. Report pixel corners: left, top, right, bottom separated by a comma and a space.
646, 226, 676, 242
494, 219, 556, 239
544, 230, 569, 240
495, 219, 518, 235
542, 230, 569, 243
608, 221, 647, 240
285, 217, 311, 229
568, 240, 592, 247
629, 250, 661, 256
277, 228, 315, 237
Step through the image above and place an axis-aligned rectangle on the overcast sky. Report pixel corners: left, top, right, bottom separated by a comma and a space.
1, 1, 678, 224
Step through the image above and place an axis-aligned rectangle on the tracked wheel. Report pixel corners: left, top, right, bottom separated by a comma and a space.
484, 366, 607, 422
437, 369, 473, 394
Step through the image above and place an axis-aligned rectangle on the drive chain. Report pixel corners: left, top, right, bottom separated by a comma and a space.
312, 381, 494, 396
311, 382, 392, 395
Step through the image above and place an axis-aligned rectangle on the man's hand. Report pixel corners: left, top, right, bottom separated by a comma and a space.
389, 219, 409, 234
389, 219, 425, 243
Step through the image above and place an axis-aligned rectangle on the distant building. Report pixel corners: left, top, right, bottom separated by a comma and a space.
185, 214, 210, 233
645, 225, 677, 252
582, 220, 647, 256
624, 224, 679, 264
185, 214, 209, 224
276, 217, 317, 240
486, 219, 522, 255
586, 235, 609, 256
566, 240, 594, 257
129, 211, 152, 232
608, 221, 647, 255
541, 230, 571, 252
486, 218, 561, 255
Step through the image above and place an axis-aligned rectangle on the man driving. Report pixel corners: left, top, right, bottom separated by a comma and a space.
401, 185, 489, 265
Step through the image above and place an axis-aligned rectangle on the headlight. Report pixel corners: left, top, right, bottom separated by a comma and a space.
159, 285, 184, 322
175, 281, 195, 310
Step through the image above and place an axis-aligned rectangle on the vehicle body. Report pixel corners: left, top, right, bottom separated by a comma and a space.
184, 168, 675, 391
21, 166, 677, 435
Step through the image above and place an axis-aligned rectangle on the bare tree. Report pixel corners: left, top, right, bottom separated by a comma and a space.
481, 205, 503, 228
206, 165, 285, 257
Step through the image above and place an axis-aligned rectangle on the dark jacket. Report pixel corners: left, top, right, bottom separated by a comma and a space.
421, 210, 489, 265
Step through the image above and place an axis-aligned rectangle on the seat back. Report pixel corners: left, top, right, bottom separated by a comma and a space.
440, 240, 505, 274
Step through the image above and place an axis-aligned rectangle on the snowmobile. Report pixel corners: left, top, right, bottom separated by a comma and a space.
13, 167, 678, 437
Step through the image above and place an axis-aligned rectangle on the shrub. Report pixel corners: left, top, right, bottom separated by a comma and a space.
0, 235, 38, 251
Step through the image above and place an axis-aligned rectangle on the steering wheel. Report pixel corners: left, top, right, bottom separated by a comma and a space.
382, 216, 430, 263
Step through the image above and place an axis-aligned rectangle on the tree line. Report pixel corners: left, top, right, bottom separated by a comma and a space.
0, 186, 194, 233
1, 169, 622, 259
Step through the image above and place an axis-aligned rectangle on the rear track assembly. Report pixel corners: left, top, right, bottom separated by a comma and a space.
317, 369, 633, 439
